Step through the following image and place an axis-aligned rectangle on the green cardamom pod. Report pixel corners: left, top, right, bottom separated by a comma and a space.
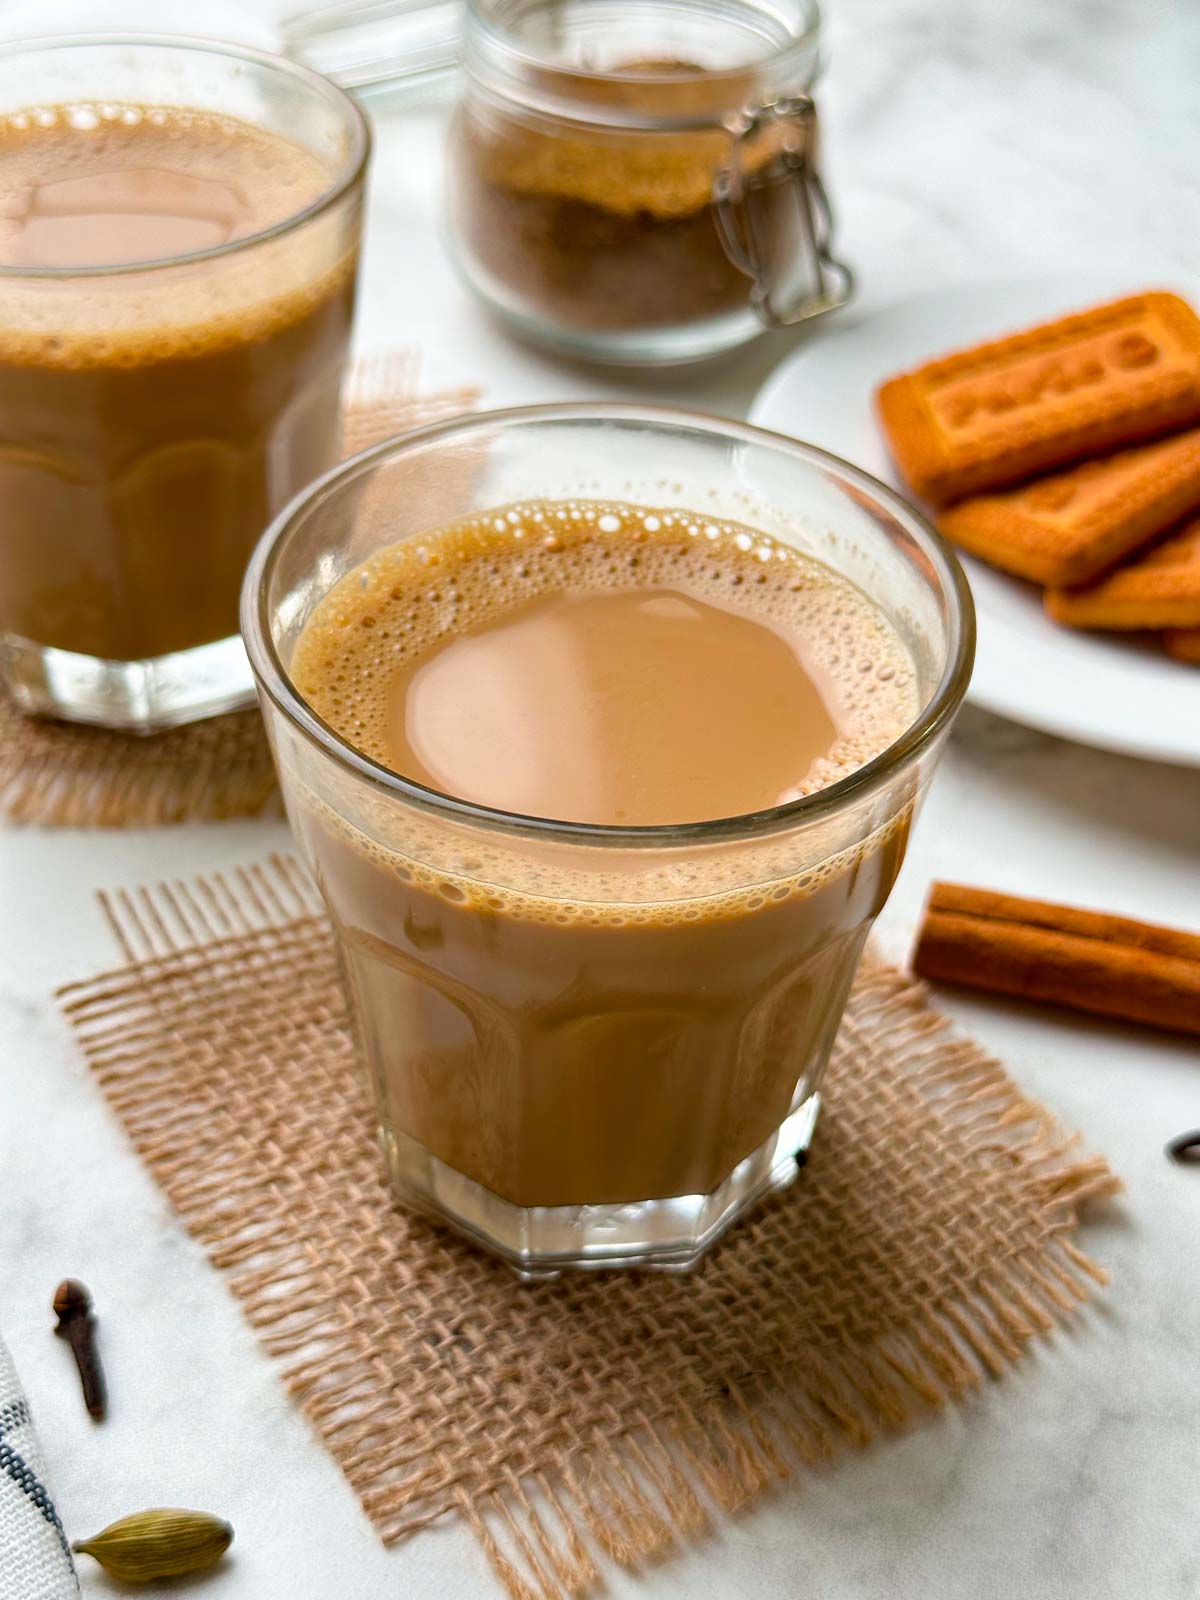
72, 1508, 233, 1583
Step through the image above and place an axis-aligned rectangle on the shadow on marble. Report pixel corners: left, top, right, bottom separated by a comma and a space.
948, 705, 1200, 857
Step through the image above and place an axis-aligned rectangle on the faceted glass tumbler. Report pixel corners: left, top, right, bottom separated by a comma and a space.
0, 34, 368, 732
242, 405, 974, 1276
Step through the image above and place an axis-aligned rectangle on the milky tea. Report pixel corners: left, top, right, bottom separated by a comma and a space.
285, 497, 920, 1220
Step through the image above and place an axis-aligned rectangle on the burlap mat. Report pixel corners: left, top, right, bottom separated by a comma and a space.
0, 357, 477, 827
58, 857, 1120, 1599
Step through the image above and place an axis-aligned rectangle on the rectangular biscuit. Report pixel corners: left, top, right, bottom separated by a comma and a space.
1164, 628, 1200, 664
876, 292, 1200, 506
1045, 514, 1200, 629
937, 427, 1200, 586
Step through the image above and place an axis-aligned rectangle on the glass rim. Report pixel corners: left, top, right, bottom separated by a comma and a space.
242, 401, 976, 850
0, 32, 371, 280
463, 0, 823, 129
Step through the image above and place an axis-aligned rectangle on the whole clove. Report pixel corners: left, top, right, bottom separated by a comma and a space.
52, 1278, 107, 1421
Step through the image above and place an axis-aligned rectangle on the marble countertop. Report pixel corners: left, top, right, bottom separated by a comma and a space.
2, 3, 1199, 1598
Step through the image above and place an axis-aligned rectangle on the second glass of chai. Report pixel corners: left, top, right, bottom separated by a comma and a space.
0, 34, 369, 732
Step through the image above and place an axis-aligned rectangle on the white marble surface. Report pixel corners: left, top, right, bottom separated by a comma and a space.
2, 3, 1199, 1598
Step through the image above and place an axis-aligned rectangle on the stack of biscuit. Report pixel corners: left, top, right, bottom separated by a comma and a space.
875, 291, 1200, 664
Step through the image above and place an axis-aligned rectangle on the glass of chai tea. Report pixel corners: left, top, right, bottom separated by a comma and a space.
243, 405, 974, 1276
0, 35, 369, 732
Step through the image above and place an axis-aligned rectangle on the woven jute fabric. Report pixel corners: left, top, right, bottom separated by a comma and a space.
0, 356, 477, 827
58, 857, 1119, 1599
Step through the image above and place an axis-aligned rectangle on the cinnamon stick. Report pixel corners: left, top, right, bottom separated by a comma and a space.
912, 882, 1200, 1036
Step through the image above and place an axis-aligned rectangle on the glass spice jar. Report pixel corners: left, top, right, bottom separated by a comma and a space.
446, 0, 851, 364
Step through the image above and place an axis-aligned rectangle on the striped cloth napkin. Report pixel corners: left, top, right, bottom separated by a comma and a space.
0, 1333, 78, 1598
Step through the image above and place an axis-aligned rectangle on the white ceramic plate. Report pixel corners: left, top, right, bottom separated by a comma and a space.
749, 277, 1200, 767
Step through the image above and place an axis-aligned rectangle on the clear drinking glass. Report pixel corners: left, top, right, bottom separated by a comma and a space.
0, 35, 369, 732
243, 405, 974, 1276
446, 0, 853, 364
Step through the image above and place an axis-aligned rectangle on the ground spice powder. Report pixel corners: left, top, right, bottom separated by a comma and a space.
451, 62, 787, 334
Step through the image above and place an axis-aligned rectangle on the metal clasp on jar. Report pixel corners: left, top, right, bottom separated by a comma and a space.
713, 94, 853, 329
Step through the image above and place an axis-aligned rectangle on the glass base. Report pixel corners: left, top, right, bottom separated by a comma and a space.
381, 1092, 821, 1278
1, 630, 257, 733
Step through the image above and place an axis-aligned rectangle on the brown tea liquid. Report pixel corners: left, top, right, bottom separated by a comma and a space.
0, 106, 357, 662
289, 503, 920, 1207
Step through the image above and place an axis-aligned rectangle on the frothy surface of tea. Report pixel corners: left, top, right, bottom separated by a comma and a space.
0, 105, 330, 269
292, 500, 918, 827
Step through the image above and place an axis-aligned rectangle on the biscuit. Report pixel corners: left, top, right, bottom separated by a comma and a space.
937, 427, 1200, 586
876, 292, 1200, 506
1045, 514, 1200, 629
1164, 628, 1200, 664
